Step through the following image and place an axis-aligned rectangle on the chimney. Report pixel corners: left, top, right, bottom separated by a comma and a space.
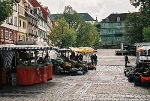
96, 17, 98, 22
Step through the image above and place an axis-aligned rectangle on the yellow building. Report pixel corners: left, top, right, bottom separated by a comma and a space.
18, 0, 27, 41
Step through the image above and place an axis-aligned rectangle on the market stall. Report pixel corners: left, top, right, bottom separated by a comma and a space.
0, 41, 53, 85
69, 47, 97, 70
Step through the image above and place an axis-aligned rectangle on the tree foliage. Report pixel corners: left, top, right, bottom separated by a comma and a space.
61, 29, 76, 47
124, 0, 150, 44
49, 17, 76, 47
133, 0, 150, 27
132, 0, 150, 15
76, 22, 100, 47
132, 0, 150, 41
63, 5, 85, 31
143, 27, 150, 41
0, 0, 14, 25
124, 12, 144, 44
49, 5, 101, 48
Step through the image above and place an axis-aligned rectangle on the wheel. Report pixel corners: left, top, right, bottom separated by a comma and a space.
128, 77, 131, 82
124, 72, 126, 76
128, 76, 133, 82
134, 75, 141, 86
141, 82, 145, 87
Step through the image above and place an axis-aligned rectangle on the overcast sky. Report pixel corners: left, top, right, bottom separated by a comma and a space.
38, 0, 139, 22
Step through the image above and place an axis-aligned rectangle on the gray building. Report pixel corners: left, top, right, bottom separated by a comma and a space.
100, 13, 128, 47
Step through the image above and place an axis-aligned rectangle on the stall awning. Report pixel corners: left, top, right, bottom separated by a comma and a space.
0, 44, 53, 50
70, 47, 97, 53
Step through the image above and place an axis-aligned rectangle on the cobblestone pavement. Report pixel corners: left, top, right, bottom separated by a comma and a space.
0, 49, 150, 101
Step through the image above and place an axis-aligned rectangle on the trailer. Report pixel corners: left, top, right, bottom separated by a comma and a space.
130, 44, 150, 86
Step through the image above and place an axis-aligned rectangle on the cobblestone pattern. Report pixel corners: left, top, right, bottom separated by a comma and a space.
0, 49, 150, 101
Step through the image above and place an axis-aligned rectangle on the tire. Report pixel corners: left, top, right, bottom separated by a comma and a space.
128, 76, 133, 82
141, 82, 145, 87
128, 77, 132, 82
124, 72, 126, 76
134, 76, 141, 86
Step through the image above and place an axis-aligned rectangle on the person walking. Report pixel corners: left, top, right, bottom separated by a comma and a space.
79, 54, 83, 61
90, 54, 94, 65
93, 54, 98, 66
125, 54, 130, 67
0, 53, 4, 90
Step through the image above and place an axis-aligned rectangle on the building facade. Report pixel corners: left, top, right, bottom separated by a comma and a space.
18, 0, 28, 41
29, 0, 48, 43
0, 0, 54, 45
100, 13, 128, 46
0, 1, 19, 44
24, 0, 38, 41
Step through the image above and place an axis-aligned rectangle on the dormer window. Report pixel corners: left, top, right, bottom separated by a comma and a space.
117, 17, 120, 22
106, 18, 109, 22
15, 0, 21, 3
30, 10, 33, 14
40, 11, 43, 17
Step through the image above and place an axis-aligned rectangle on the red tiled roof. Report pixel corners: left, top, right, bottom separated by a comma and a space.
28, 0, 49, 19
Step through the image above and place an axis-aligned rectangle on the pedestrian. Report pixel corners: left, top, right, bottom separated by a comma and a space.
90, 54, 94, 65
93, 54, 98, 66
79, 54, 83, 61
70, 51, 75, 60
125, 54, 130, 67
75, 54, 79, 61
0, 53, 4, 90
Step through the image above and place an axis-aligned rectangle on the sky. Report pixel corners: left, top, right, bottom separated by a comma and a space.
38, 0, 139, 22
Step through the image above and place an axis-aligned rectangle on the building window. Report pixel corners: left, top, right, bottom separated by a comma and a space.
23, 21, 26, 29
22, 35, 25, 41
117, 17, 120, 22
29, 29, 31, 33
13, 3, 17, 11
10, 16, 13, 24
106, 18, 109, 22
19, 35, 21, 40
5, 30, 9, 39
9, 31, 13, 40
14, 32, 16, 40
14, 17, 17, 26
1, 29, 3, 38
19, 20, 21, 27
6, 18, 9, 23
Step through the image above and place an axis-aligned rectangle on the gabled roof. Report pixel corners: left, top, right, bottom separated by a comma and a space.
28, 0, 49, 20
50, 14, 61, 20
102, 13, 128, 22
51, 13, 95, 21
79, 13, 95, 21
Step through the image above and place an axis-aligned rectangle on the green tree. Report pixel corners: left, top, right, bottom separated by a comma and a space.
63, 5, 85, 31
49, 17, 77, 47
61, 29, 76, 47
131, 0, 150, 27
0, 0, 14, 25
63, 5, 100, 47
129, 0, 150, 41
124, 12, 144, 44
94, 22, 101, 32
49, 5, 100, 47
93, 22, 102, 48
132, 0, 150, 15
76, 22, 100, 47
143, 27, 150, 41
